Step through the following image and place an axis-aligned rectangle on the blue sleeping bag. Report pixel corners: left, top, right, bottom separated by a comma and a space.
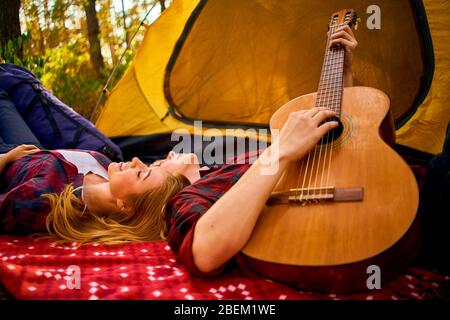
0, 64, 123, 161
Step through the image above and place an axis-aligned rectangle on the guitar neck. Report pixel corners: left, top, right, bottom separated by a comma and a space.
315, 25, 346, 115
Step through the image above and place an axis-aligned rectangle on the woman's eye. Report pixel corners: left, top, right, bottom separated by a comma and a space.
151, 160, 162, 167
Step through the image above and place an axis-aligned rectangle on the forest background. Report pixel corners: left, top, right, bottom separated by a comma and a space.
0, 0, 169, 120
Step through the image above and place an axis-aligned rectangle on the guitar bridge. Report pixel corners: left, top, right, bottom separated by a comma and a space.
267, 186, 364, 205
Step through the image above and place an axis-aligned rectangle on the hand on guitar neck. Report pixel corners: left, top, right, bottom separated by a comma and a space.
329, 24, 358, 87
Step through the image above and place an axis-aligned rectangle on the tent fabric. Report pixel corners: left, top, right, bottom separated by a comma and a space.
396, 0, 450, 155
95, 0, 450, 155
96, 0, 201, 138
165, 0, 426, 125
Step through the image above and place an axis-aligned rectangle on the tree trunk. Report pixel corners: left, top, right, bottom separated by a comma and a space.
102, 0, 117, 65
120, 0, 129, 46
84, 0, 105, 81
43, 0, 50, 32
0, 0, 22, 58
37, 0, 46, 55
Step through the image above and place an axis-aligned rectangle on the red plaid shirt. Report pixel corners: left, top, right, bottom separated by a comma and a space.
0, 150, 111, 233
165, 149, 263, 277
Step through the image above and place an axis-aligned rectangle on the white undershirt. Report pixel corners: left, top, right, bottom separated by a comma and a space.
56, 149, 109, 181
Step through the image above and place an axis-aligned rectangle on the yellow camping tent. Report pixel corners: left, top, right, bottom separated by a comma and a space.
95, 0, 450, 156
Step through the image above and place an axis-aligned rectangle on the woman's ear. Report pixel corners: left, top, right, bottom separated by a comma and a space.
116, 198, 133, 215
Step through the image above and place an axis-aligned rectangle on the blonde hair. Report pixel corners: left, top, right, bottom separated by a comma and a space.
42, 173, 190, 245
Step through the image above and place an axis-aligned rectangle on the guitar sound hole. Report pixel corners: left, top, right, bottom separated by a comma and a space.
319, 116, 344, 144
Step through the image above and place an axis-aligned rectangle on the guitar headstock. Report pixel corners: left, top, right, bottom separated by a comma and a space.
328, 9, 358, 32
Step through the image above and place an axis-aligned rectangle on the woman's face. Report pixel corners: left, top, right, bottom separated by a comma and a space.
108, 152, 199, 200
108, 157, 165, 200
157, 151, 200, 179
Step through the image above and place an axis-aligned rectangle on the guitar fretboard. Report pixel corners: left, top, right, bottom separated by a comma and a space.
315, 25, 346, 115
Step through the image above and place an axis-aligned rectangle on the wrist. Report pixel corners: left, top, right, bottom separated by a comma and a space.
343, 66, 353, 76
0, 154, 10, 173
1, 153, 11, 164
343, 68, 353, 87
255, 141, 289, 175
3, 152, 12, 164
268, 140, 291, 165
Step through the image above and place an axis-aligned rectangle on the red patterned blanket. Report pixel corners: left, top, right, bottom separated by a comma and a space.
0, 235, 448, 300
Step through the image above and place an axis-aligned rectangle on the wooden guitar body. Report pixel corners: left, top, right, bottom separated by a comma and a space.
240, 86, 420, 293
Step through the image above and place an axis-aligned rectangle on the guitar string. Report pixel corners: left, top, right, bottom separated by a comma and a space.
297, 27, 327, 202
317, 23, 339, 202
298, 19, 349, 203
295, 148, 307, 201
311, 26, 334, 202
298, 132, 313, 203
324, 23, 346, 199
300, 23, 336, 203
315, 21, 345, 202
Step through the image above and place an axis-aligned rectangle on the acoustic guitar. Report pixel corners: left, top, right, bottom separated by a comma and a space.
240, 9, 420, 293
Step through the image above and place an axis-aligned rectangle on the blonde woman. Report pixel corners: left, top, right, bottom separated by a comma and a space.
0, 88, 190, 244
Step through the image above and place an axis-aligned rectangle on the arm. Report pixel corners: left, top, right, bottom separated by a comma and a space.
0, 145, 41, 174
0, 156, 8, 174
343, 67, 353, 88
0, 175, 50, 233
192, 108, 339, 273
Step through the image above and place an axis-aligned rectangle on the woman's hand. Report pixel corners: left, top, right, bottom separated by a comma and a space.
4, 144, 41, 163
329, 25, 358, 86
0, 145, 40, 174
276, 108, 338, 163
